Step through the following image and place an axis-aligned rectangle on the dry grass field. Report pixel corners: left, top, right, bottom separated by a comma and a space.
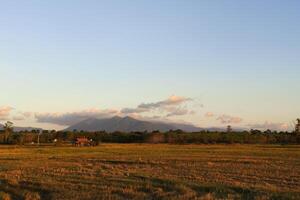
0, 144, 299, 200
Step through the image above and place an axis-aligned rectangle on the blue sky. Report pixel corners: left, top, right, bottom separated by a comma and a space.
0, 0, 299, 130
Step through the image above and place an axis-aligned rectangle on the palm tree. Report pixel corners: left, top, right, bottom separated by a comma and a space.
3, 121, 13, 143
296, 119, 300, 134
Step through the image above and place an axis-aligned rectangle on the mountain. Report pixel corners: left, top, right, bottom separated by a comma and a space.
65, 116, 202, 133
0, 124, 43, 132
169, 123, 202, 132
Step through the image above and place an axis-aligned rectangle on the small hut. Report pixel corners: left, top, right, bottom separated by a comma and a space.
74, 137, 94, 146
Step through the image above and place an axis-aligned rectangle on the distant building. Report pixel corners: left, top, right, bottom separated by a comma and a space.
74, 137, 95, 146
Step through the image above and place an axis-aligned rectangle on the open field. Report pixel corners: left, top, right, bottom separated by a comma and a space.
0, 144, 299, 200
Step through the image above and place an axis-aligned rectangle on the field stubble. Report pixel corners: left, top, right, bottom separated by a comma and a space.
0, 144, 299, 200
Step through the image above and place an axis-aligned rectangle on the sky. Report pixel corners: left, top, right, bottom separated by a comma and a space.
0, 0, 299, 130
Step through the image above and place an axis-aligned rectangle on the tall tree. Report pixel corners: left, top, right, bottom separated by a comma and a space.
3, 121, 13, 143
227, 125, 232, 133
296, 119, 300, 135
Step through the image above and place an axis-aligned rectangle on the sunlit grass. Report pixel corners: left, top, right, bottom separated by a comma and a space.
0, 144, 299, 199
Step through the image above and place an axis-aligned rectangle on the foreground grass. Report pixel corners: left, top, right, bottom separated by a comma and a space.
0, 144, 299, 200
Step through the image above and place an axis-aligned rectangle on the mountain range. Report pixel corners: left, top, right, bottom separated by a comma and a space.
65, 116, 202, 132
1, 116, 241, 132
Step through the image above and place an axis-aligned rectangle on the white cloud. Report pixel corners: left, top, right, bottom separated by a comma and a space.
121, 95, 193, 117
33, 96, 194, 126
22, 112, 32, 118
12, 111, 33, 121
0, 106, 14, 120
205, 112, 214, 118
248, 121, 289, 131
12, 116, 26, 121
166, 108, 190, 117
35, 108, 118, 126
217, 114, 243, 124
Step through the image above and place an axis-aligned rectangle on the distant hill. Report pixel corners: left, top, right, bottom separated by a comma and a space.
65, 116, 202, 133
1, 118, 244, 133
0, 124, 43, 132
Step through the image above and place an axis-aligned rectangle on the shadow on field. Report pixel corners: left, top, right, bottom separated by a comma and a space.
0, 176, 298, 200
0, 179, 52, 200
130, 175, 298, 200
191, 184, 260, 199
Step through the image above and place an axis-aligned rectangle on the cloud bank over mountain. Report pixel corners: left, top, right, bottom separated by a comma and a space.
0, 95, 293, 131
35, 109, 118, 126
34, 96, 196, 126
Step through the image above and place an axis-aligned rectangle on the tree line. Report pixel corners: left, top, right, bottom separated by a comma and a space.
0, 122, 299, 145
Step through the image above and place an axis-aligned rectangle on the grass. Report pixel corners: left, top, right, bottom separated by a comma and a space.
0, 144, 299, 199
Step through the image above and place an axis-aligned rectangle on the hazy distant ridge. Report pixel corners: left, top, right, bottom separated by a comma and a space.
65, 116, 202, 132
